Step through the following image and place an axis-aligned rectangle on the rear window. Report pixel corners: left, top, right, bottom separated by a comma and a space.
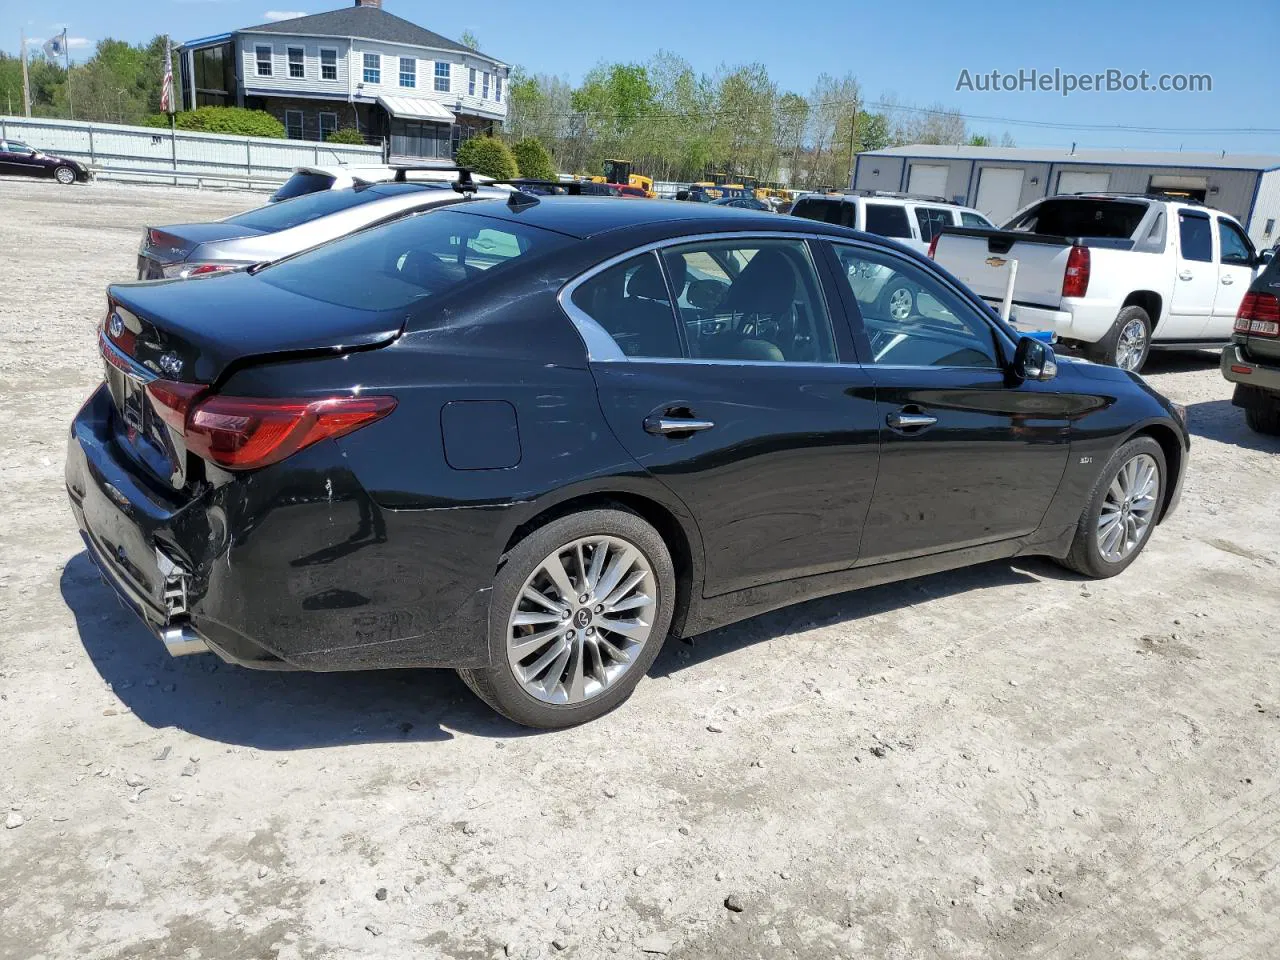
257, 209, 568, 311
226, 188, 387, 232
792, 198, 853, 228
271, 172, 337, 202
863, 203, 912, 239
1009, 198, 1148, 239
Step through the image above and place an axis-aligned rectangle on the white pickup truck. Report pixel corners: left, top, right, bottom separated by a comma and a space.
931, 194, 1267, 371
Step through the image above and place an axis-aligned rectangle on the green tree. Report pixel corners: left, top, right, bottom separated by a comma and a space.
460, 30, 480, 50
456, 135, 519, 179
511, 137, 556, 180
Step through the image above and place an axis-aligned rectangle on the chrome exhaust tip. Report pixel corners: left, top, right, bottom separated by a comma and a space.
158, 624, 209, 657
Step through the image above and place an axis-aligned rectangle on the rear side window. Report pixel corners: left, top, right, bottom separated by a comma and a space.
1178, 213, 1213, 262
257, 209, 567, 311
569, 253, 682, 359
226, 188, 385, 231
792, 198, 853, 228
271, 172, 337, 202
1010, 198, 1147, 239
863, 203, 912, 239
914, 207, 953, 243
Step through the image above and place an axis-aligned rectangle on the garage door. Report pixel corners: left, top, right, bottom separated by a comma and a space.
1056, 171, 1111, 195
907, 164, 950, 200
975, 167, 1026, 225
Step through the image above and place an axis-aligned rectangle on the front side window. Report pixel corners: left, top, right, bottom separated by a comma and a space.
832, 244, 999, 368
320, 48, 338, 81
662, 238, 837, 363
287, 47, 304, 79
434, 61, 450, 92
363, 52, 380, 85
255, 45, 273, 77
570, 253, 682, 359
914, 206, 953, 244
1178, 212, 1213, 263
258, 209, 568, 312
1218, 218, 1253, 266
468, 67, 476, 95
399, 57, 416, 88
960, 211, 994, 228
863, 203, 912, 239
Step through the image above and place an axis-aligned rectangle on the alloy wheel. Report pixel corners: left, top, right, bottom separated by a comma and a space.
1114, 317, 1148, 371
1097, 453, 1159, 562
887, 286, 914, 321
54, 167, 75, 185
506, 535, 657, 705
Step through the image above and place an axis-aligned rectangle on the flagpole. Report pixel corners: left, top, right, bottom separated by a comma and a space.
166, 36, 177, 185
63, 29, 75, 120
20, 30, 32, 117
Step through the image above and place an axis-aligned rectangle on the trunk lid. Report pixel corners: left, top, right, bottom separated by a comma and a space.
101, 272, 404, 491
933, 228, 1077, 310
138, 223, 268, 278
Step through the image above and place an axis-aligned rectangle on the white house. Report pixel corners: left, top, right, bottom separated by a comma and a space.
178, 0, 509, 160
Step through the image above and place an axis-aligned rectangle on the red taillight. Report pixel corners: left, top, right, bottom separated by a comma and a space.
927, 234, 940, 259
1236, 292, 1280, 336
143, 383, 396, 470
186, 394, 397, 470
188, 264, 231, 277
1062, 245, 1090, 298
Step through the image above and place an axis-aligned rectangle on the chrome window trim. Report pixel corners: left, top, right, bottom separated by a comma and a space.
557, 230, 845, 365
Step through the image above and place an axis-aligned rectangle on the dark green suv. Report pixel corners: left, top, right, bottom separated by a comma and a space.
1223, 249, 1280, 435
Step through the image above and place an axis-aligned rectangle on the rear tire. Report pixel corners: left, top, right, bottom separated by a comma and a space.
458, 508, 675, 729
1057, 436, 1165, 579
1244, 404, 1280, 436
53, 165, 77, 185
1089, 306, 1150, 372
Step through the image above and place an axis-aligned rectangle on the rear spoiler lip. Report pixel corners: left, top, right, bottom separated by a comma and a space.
937, 226, 1078, 247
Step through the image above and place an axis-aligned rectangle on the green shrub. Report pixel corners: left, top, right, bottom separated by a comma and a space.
165, 107, 286, 138
141, 114, 170, 128
510, 137, 556, 181
456, 135, 519, 180
325, 127, 366, 145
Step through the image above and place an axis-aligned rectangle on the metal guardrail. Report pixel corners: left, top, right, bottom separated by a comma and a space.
90, 164, 284, 192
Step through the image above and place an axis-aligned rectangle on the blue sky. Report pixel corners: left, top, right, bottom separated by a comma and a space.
4, 0, 1277, 153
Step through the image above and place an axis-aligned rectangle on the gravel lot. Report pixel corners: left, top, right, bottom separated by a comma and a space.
2, 177, 1279, 960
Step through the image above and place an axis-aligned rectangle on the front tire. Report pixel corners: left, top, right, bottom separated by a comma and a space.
53, 165, 77, 185
458, 508, 675, 729
1244, 404, 1280, 436
1089, 306, 1151, 372
1058, 436, 1165, 579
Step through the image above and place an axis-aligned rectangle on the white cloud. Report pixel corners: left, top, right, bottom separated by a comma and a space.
66, 37, 90, 49
263, 9, 308, 20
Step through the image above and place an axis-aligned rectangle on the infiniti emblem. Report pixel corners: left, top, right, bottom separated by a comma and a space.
574, 608, 591, 628
108, 311, 124, 339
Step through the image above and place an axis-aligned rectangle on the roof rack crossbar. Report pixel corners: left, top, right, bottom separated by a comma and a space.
387, 164, 477, 192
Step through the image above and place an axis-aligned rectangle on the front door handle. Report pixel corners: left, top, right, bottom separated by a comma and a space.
643, 414, 715, 436
1178, 269, 1194, 281
887, 410, 938, 431
1221, 275, 1234, 285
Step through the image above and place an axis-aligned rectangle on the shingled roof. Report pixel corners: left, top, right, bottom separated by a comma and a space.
239, 5, 478, 57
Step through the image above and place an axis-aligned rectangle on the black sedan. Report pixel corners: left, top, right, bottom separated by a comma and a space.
0, 137, 91, 184
66, 196, 1189, 728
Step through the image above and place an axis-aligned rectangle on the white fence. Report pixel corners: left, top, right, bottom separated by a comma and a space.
0, 115, 383, 190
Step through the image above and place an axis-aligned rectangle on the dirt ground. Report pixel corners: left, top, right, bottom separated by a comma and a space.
1, 177, 1279, 960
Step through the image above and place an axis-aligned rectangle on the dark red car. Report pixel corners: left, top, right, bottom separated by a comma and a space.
0, 138, 91, 184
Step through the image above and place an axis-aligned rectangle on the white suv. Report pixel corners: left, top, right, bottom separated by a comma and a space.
791, 191, 996, 254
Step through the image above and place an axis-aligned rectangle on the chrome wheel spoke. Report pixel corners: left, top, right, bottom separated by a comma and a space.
513, 609, 563, 628
585, 539, 606, 591
543, 554, 578, 602
594, 546, 637, 603
603, 568, 647, 608
605, 591, 651, 615
521, 586, 563, 615
521, 635, 569, 683
599, 617, 649, 641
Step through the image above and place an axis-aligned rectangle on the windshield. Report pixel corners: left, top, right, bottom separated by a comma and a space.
271, 171, 338, 202
256, 209, 569, 311
1009, 198, 1148, 239
226, 187, 389, 232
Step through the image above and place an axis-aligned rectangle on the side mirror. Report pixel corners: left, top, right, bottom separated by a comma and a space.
1259, 248, 1274, 267
1013, 335, 1057, 382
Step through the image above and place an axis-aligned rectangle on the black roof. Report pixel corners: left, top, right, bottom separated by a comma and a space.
239, 6, 477, 56
450, 197, 863, 241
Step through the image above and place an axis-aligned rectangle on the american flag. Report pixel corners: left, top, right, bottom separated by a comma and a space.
160, 37, 174, 114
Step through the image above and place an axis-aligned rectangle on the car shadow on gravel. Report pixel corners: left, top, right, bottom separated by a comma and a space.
1184, 399, 1280, 453
1140, 350, 1223, 375
650, 557, 1069, 677
60, 552, 528, 749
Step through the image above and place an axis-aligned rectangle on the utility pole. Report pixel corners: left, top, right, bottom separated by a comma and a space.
20, 31, 32, 117
847, 102, 859, 189
62, 29, 74, 121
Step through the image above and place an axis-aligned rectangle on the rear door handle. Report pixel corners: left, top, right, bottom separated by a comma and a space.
1221, 275, 1234, 285
643, 415, 715, 436
1178, 270, 1194, 281
886, 410, 938, 431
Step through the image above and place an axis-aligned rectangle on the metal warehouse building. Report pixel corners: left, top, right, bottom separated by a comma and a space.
852, 145, 1280, 248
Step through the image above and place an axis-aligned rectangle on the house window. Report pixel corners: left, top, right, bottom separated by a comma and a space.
434, 61, 450, 92
495, 74, 502, 103
288, 47, 304, 79
319, 112, 338, 140
320, 49, 338, 81
399, 57, 415, 88
363, 53, 380, 84
285, 109, 304, 140
468, 67, 476, 96
482, 71, 490, 99
255, 45, 273, 77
